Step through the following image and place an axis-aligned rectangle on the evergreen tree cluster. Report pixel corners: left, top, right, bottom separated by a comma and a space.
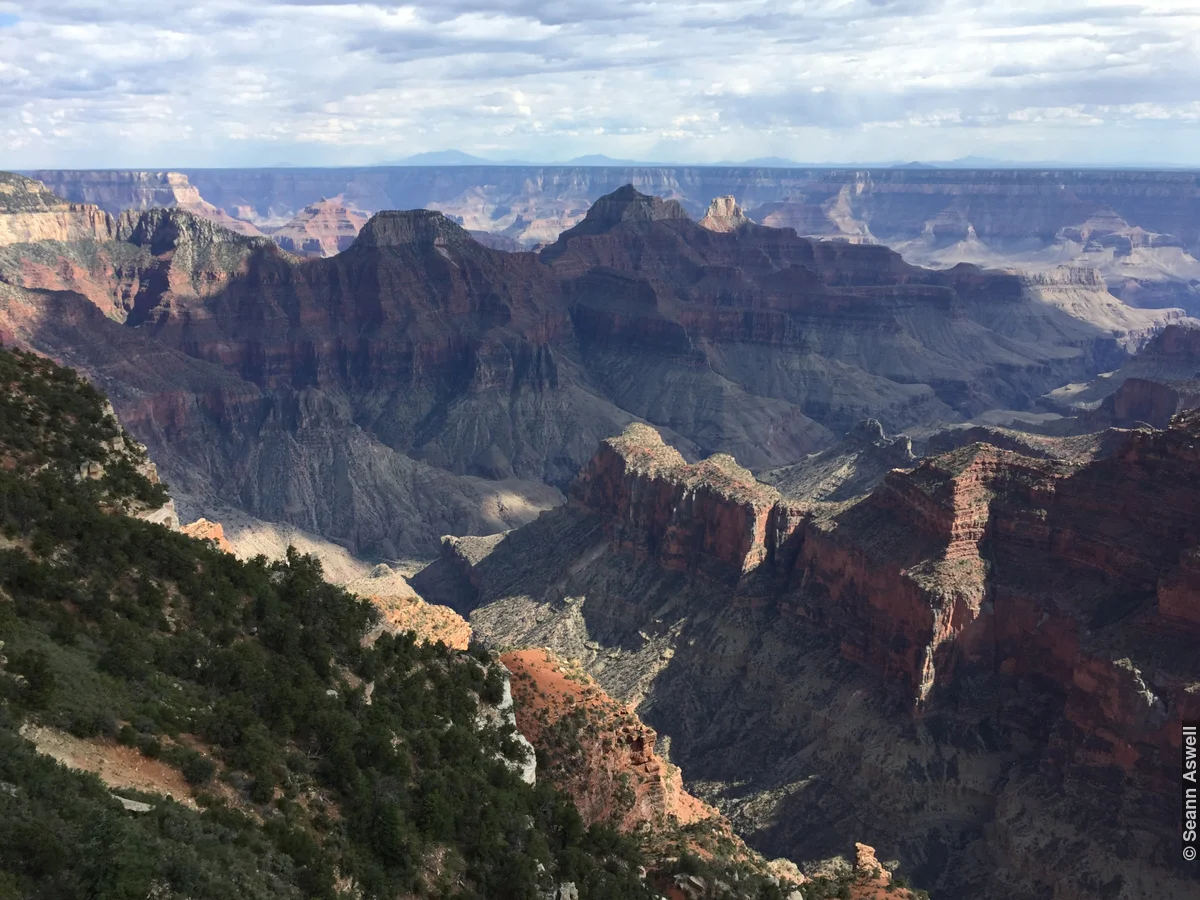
0, 346, 651, 900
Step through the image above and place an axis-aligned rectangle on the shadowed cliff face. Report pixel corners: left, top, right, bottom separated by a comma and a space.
0, 180, 1185, 556
429, 417, 1200, 900
30, 165, 1200, 249
1045, 323, 1200, 424
29, 166, 1200, 316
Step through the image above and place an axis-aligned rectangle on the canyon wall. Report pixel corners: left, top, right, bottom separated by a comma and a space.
0, 180, 1185, 557
31, 166, 1200, 313
437, 417, 1200, 899
32, 165, 1200, 247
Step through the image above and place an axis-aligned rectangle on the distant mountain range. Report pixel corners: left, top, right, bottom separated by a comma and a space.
382, 149, 818, 167
377, 149, 1122, 169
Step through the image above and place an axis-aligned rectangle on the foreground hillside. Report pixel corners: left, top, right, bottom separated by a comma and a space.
0, 345, 670, 899
0, 172, 1181, 559
416, 416, 1200, 899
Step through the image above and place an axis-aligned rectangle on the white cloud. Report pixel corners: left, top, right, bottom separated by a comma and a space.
0, 1, 1197, 166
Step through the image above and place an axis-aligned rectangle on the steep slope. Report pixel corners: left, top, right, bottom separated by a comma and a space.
502, 648, 924, 900
30, 167, 1200, 305
503, 648, 721, 833
698, 196, 751, 233
29, 166, 1198, 249
761, 419, 916, 503
0, 204, 277, 324
1045, 322, 1200, 422
26, 169, 263, 237
0, 178, 1183, 557
545, 187, 1177, 442
0, 204, 573, 556
0, 344, 694, 900
0, 172, 113, 246
419, 419, 1200, 900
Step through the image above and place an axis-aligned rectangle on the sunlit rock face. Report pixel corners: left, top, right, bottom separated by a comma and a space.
425, 413, 1200, 900
0, 180, 1184, 557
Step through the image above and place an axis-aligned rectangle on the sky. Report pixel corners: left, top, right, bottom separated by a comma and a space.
0, 0, 1198, 168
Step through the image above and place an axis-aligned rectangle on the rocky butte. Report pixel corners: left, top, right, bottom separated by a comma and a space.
269, 196, 369, 257
419, 413, 1200, 899
698, 196, 751, 233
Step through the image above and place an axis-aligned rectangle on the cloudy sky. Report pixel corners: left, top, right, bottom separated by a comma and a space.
1, 0, 1198, 168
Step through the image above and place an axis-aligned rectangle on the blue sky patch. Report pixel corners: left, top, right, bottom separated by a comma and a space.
0, 14, 19, 28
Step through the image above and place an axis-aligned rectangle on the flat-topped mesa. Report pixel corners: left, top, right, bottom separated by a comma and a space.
0, 172, 115, 245
352, 208, 475, 250
1056, 207, 1185, 251
571, 423, 785, 580
698, 195, 750, 233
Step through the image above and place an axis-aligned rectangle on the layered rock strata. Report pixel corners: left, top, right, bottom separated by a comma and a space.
0, 180, 1184, 555
697, 196, 750, 233
429, 418, 1200, 899
269, 197, 369, 257
32, 165, 1200, 313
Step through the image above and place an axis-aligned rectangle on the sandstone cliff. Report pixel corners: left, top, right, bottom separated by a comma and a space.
422, 418, 1200, 899
697, 196, 750, 233
179, 517, 235, 553
28, 170, 263, 237
0, 179, 1184, 556
503, 647, 716, 832
696, 196, 748, 234
269, 197, 368, 257
1046, 322, 1200, 414
0, 173, 114, 246
502, 648, 838, 898
31, 165, 1200, 313
571, 423, 784, 580
34, 164, 1194, 252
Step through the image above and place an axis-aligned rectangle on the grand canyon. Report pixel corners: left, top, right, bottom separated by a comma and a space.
8, 0, 1200, 894
1, 159, 1199, 898
30, 165, 1200, 316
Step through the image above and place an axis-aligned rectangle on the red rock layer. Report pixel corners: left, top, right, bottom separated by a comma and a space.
270, 198, 368, 258
180, 517, 235, 553
570, 423, 783, 580
0, 183, 1179, 558
502, 648, 716, 833
571, 416, 1200, 797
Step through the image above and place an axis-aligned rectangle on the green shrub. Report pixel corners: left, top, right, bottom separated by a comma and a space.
0, 346, 658, 900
